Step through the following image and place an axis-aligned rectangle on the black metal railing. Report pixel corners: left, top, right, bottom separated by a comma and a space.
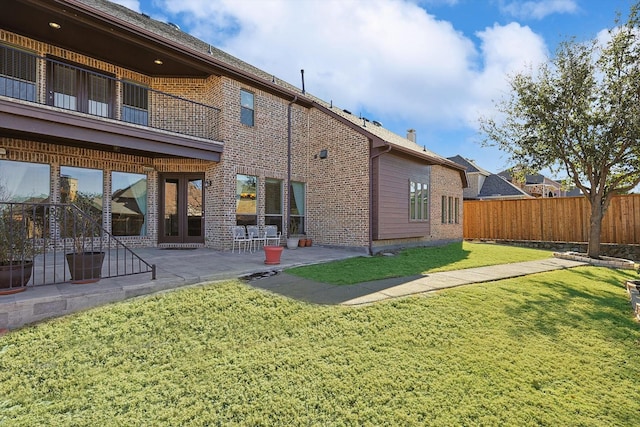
0, 202, 155, 291
0, 45, 221, 141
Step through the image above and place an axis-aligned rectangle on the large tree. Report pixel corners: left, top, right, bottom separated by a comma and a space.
479, 3, 640, 258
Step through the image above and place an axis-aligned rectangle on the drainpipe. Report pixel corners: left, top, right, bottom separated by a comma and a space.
369, 142, 392, 255
286, 95, 298, 238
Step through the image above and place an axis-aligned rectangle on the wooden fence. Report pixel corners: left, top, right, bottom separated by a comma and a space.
463, 194, 640, 244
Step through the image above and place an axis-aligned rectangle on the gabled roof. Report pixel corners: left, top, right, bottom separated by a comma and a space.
447, 155, 529, 199
478, 175, 530, 199
447, 155, 491, 175
566, 187, 583, 196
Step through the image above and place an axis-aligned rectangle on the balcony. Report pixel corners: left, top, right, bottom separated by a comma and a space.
0, 45, 222, 160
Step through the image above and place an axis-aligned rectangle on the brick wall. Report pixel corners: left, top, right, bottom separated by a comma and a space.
429, 165, 464, 241
209, 78, 371, 250
1, 29, 460, 253
305, 108, 370, 248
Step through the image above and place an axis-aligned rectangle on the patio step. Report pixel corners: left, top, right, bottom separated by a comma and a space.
625, 280, 640, 321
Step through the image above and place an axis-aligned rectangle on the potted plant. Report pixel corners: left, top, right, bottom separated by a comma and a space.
286, 221, 299, 249
0, 207, 37, 294
64, 194, 105, 284
263, 245, 284, 265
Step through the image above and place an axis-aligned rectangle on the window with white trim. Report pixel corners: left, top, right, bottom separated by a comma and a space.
409, 181, 429, 221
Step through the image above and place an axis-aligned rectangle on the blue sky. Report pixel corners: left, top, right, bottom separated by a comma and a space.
114, 0, 634, 177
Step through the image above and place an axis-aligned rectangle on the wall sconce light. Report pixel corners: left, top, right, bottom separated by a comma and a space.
204, 179, 213, 188
319, 149, 328, 159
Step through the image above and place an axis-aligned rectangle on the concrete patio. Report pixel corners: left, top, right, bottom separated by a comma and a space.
0, 245, 366, 330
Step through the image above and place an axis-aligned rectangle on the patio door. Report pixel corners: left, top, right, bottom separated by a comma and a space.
159, 174, 204, 244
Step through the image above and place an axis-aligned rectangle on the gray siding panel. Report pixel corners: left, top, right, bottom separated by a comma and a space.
375, 153, 431, 239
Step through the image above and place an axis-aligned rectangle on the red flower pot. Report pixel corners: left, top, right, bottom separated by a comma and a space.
263, 245, 284, 265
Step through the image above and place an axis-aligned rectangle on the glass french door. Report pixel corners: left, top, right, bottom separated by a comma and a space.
159, 174, 204, 244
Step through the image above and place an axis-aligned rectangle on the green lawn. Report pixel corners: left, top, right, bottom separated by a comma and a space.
1, 266, 638, 426
287, 241, 553, 284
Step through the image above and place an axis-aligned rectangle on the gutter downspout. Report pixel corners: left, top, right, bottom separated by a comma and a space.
369, 142, 392, 255
287, 95, 298, 238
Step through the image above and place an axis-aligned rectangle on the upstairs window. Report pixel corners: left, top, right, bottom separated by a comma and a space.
240, 89, 254, 126
47, 57, 114, 118
0, 44, 36, 102
122, 81, 149, 125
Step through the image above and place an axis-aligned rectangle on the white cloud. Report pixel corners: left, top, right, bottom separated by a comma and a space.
466, 23, 548, 124
160, 0, 549, 127
111, 0, 141, 13
500, 0, 579, 20
153, 0, 549, 171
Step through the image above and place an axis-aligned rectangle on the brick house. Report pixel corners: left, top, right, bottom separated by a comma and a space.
0, 0, 466, 254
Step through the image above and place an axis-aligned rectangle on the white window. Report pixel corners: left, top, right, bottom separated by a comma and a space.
410, 181, 429, 221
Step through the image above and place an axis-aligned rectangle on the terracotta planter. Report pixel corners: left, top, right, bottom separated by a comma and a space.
0, 261, 32, 295
299, 238, 307, 247
264, 245, 284, 265
66, 252, 105, 284
306, 238, 312, 247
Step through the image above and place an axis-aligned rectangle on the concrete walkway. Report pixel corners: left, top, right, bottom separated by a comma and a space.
0, 246, 587, 330
249, 257, 588, 305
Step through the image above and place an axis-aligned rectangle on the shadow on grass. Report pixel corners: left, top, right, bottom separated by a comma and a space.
502, 267, 639, 341
285, 242, 471, 285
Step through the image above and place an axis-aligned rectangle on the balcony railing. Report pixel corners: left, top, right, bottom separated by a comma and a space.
0, 202, 155, 292
0, 45, 221, 141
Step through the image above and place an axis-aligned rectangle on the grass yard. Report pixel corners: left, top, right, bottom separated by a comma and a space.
287, 241, 553, 285
1, 266, 639, 425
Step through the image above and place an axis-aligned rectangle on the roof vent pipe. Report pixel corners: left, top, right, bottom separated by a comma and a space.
407, 129, 417, 143
301, 69, 305, 94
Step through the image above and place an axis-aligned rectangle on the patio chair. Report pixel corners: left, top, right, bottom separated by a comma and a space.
264, 225, 281, 246
246, 225, 265, 252
232, 225, 251, 253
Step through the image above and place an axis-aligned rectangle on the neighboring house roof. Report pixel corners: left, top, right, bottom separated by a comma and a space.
566, 187, 583, 197
498, 170, 560, 187
447, 155, 491, 175
448, 155, 529, 199
477, 175, 530, 199
64, 0, 466, 185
